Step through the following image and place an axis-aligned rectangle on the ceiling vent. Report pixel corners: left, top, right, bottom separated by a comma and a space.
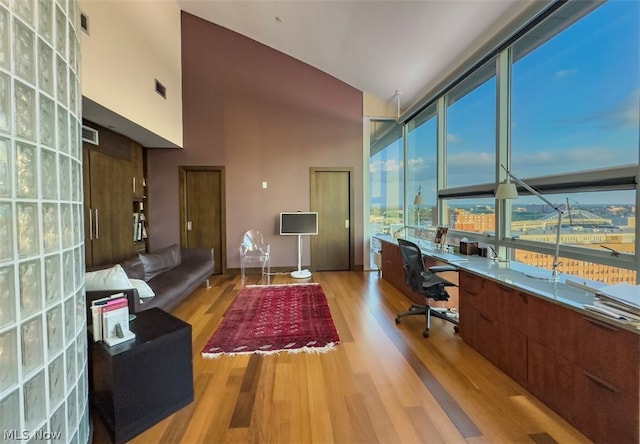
80, 12, 89, 34
82, 125, 99, 145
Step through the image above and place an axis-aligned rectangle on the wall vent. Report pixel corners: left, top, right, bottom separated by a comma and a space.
80, 12, 89, 34
82, 125, 99, 145
155, 79, 167, 99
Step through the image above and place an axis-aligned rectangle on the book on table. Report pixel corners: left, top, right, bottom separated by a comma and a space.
90, 293, 136, 346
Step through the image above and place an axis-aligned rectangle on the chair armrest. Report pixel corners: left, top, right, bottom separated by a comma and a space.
181, 247, 214, 264
429, 265, 458, 273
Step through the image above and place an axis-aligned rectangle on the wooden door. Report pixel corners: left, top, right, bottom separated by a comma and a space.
310, 168, 352, 271
85, 148, 132, 266
179, 167, 225, 274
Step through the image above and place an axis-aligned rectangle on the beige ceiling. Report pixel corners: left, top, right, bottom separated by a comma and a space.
176, 0, 542, 115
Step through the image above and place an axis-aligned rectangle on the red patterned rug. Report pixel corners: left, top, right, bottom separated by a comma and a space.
201, 283, 340, 358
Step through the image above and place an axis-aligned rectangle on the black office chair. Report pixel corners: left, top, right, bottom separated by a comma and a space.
395, 238, 459, 338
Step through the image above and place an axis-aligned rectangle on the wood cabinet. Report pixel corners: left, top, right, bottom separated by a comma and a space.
459, 272, 527, 386
459, 270, 639, 443
83, 122, 147, 267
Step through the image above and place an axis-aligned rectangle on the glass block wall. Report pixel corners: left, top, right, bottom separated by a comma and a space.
0, 0, 89, 443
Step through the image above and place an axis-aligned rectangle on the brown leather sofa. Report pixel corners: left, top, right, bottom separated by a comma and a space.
86, 244, 214, 314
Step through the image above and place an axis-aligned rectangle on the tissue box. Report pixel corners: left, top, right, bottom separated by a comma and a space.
460, 241, 479, 255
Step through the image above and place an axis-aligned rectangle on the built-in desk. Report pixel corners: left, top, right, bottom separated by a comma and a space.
376, 235, 639, 444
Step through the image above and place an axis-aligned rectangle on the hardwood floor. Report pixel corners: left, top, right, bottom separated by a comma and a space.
92, 271, 590, 443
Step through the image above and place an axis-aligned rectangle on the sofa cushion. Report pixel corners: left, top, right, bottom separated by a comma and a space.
129, 279, 155, 298
138, 244, 181, 281
120, 256, 145, 280
85, 264, 133, 291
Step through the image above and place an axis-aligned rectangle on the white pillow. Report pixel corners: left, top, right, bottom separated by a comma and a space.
130, 279, 155, 298
85, 264, 133, 291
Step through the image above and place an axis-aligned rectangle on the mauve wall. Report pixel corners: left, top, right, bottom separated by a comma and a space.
146, 12, 364, 270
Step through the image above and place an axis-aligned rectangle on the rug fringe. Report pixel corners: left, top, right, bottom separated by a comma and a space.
201, 342, 338, 359
245, 282, 320, 289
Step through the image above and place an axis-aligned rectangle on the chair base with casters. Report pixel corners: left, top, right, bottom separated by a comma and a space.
395, 239, 460, 338
395, 301, 459, 338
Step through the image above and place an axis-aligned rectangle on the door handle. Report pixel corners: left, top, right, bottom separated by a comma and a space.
88, 208, 93, 240
94, 209, 99, 239
187, 221, 192, 231
345, 219, 350, 229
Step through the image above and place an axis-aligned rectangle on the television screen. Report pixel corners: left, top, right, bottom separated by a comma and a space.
279, 212, 318, 235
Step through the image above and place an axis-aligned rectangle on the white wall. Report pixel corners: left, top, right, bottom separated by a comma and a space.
80, 0, 183, 148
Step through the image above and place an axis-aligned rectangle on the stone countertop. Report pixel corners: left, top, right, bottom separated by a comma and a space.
374, 234, 639, 334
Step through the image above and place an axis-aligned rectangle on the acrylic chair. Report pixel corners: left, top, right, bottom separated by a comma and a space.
395, 238, 459, 338
239, 230, 271, 282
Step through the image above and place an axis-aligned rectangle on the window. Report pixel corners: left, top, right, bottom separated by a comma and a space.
369, 120, 403, 236
400, 0, 639, 285
445, 63, 497, 188
406, 105, 437, 236
512, 1, 639, 177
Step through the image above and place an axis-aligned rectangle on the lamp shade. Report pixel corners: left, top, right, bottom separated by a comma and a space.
413, 194, 424, 205
496, 181, 519, 199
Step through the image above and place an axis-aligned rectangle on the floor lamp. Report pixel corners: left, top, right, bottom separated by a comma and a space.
495, 165, 564, 282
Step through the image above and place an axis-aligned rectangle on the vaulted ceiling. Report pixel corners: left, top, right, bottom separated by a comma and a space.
176, 0, 540, 115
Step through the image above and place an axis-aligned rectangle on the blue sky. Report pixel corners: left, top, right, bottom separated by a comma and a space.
375, 0, 639, 209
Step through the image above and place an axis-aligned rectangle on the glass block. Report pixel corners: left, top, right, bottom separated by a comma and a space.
73, 204, 81, 246
73, 246, 82, 286
24, 370, 46, 430
19, 260, 41, 317
67, 385, 77, 435
0, 265, 15, 327
42, 203, 59, 252
75, 329, 86, 369
69, 119, 79, 160
70, 161, 79, 203
60, 203, 72, 248
63, 295, 74, 343
48, 353, 64, 407
15, 0, 34, 27
28, 426, 47, 444
40, 148, 57, 199
46, 305, 62, 354
38, 0, 54, 45
39, 95, 55, 149
50, 402, 66, 443
17, 202, 39, 256
15, 81, 36, 141
79, 401, 89, 444
64, 340, 75, 389
37, 39, 54, 98
67, 387, 78, 429
21, 316, 43, 375
0, 7, 9, 70
0, 328, 17, 392
69, 72, 77, 117
68, 26, 76, 73
75, 289, 84, 331
57, 105, 68, 152
59, 155, 70, 201
0, 72, 9, 133
62, 250, 73, 295
0, 202, 13, 261
0, 389, 20, 435
44, 254, 61, 306
14, 20, 36, 84
56, 56, 67, 106
16, 142, 37, 198
55, 6, 66, 59
0, 137, 11, 196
